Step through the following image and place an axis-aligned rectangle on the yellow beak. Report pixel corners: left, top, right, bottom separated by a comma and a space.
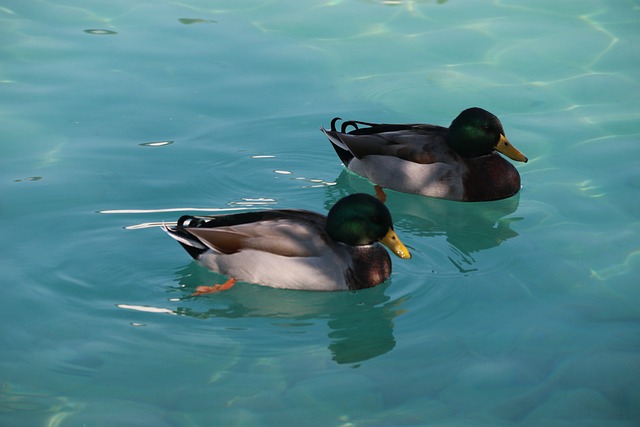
380, 228, 411, 259
496, 134, 528, 163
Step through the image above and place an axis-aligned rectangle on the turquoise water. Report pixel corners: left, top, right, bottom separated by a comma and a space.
2, 0, 639, 425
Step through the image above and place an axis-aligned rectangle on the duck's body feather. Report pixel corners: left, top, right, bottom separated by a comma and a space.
163, 206, 394, 291
322, 109, 526, 202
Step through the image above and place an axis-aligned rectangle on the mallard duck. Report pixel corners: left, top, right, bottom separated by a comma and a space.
321, 107, 528, 202
163, 193, 411, 294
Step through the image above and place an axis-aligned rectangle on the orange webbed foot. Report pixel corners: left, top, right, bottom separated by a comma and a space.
191, 278, 237, 296
374, 185, 387, 204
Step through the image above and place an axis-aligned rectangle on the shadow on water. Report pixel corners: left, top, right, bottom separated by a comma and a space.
326, 170, 522, 274
171, 264, 408, 365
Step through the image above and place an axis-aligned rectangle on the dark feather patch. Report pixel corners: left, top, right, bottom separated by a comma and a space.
344, 245, 392, 290
463, 154, 521, 201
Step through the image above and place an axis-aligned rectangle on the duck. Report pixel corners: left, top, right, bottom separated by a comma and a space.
321, 107, 528, 202
162, 193, 411, 294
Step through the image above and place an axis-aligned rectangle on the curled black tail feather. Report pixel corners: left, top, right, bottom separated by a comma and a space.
330, 117, 342, 132
332, 117, 418, 135
177, 215, 208, 228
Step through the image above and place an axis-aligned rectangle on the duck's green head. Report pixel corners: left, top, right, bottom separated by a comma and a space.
326, 193, 411, 259
447, 107, 528, 162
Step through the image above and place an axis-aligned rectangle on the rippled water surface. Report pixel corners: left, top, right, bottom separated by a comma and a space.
2, 0, 639, 426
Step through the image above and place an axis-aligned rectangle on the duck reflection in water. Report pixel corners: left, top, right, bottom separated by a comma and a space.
171, 263, 406, 365
328, 170, 522, 274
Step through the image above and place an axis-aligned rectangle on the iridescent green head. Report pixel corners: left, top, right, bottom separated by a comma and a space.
326, 194, 410, 259
447, 107, 527, 162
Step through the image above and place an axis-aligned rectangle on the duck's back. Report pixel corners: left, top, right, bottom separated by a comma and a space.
343, 129, 468, 200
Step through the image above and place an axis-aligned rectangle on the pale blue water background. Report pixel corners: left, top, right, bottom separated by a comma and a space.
1, 0, 639, 425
